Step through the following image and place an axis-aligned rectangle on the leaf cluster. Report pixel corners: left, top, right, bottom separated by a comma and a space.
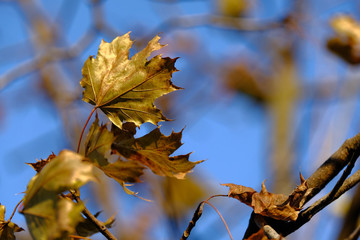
6, 33, 202, 240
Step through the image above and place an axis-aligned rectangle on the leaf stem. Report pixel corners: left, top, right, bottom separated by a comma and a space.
77, 107, 97, 153
8, 200, 23, 222
203, 200, 234, 240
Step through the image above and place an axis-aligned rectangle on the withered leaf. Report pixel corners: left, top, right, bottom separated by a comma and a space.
26, 152, 56, 173
80, 32, 180, 129
112, 126, 204, 179
222, 174, 309, 221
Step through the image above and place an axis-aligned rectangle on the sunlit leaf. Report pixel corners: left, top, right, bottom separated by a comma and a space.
0, 204, 24, 240
85, 115, 201, 198
112, 126, 203, 179
84, 116, 145, 185
21, 150, 96, 240
80, 32, 180, 129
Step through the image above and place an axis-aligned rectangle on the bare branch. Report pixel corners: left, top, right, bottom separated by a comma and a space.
181, 202, 205, 240
71, 191, 117, 240
303, 132, 360, 205
181, 195, 231, 240
277, 169, 360, 236
243, 132, 360, 238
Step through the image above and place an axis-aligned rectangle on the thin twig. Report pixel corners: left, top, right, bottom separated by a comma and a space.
327, 150, 357, 199
205, 194, 228, 202
148, 14, 283, 36
181, 195, 231, 240
203, 200, 233, 240
71, 191, 117, 240
181, 201, 205, 240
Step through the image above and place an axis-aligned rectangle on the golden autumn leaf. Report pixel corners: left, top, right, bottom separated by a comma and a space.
112, 125, 204, 179
80, 32, 181, 129
84, 115, 202, 199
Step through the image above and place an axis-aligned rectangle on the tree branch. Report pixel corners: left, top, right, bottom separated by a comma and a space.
303, 132, 360, 205
72, 191, 117, 240
181, 201, 204, 240
243, 132, 360, 238
280, 169, 360, 236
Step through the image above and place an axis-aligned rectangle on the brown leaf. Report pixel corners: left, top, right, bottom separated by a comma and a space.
286, 172, 310, 209
100, 159, 145, 184
26, 152, 56, 173
222, 174, 309, 221
112, 126, 203, 179
220, 183, 256, 207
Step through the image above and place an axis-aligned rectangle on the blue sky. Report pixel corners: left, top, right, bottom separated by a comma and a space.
1, 0, 360, 239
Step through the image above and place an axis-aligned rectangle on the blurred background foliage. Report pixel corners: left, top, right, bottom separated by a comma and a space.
0, 0, 360, 239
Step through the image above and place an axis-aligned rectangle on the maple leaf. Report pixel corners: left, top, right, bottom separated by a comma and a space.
80, 32, 180, 129
84, 115, 201, 199
112, 125, 204, 179
0, 204, 24, 240
222, 174, 309, 221
21, 150, 96, 240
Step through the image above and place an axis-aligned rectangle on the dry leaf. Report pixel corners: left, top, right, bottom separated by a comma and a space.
222, 173, 309, 221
